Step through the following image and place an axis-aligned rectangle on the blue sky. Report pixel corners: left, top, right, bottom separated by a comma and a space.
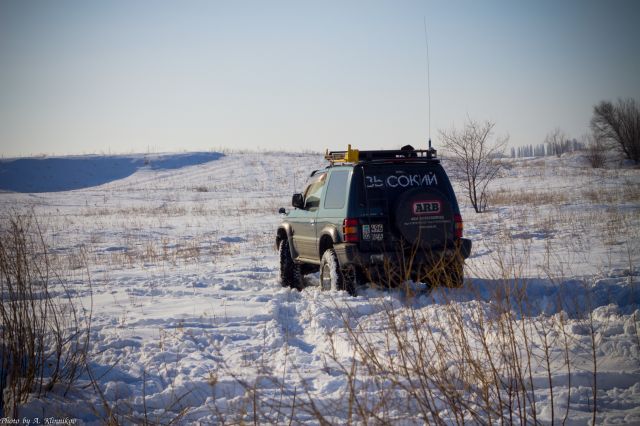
1, 0, 639, 156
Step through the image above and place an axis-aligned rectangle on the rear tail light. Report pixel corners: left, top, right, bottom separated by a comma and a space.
454, 214, 463, 238
343, 218, 359, 243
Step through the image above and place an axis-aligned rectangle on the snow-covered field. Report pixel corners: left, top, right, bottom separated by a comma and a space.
1, 151, 639, 424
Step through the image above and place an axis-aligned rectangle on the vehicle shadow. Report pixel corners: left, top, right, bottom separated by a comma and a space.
302, 271, 637, 320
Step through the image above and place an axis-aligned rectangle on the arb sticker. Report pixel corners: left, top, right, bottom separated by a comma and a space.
413, 200, 441, 215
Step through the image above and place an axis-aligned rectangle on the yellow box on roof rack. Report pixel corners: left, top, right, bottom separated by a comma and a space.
324, 144, 359, 163
345, 144, 359, 162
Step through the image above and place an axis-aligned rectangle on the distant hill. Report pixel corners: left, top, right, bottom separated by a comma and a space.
0, 152, 223, 193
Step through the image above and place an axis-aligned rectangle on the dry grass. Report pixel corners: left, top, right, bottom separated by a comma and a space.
0, 212, 92, 416
582, 183, 640, 204
489, 188, 568, 206
493, 158, 639, 208
81, 205, 188, 218
192, 257, 617, 425
286, 242, 612, 425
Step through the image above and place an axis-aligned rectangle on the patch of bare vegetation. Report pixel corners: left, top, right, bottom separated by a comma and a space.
0, 212, 92, 416
582, 184, 640, 204
489, 188, 568, 206
81, 204, 188, 218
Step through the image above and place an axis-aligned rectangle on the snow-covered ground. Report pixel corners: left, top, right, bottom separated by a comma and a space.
1, 151, 639, 424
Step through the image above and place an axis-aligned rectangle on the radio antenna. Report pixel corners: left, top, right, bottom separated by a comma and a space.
423, 16, 432, 148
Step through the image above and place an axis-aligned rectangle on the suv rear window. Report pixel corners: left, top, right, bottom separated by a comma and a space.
362, 164, 451, 207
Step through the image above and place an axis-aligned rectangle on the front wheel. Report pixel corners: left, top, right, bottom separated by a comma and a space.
279, 238, 302, 290
319, 249, 356, 296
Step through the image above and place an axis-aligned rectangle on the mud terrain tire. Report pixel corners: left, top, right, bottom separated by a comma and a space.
319, 249, 358, 296
279, 239, 301, 290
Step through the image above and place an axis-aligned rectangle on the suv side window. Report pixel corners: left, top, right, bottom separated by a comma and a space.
323, 170, 350, 209
303, 172, 327, 211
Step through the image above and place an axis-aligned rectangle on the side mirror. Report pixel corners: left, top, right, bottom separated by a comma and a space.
278, 207, 286, 214
292, 193, 304, 209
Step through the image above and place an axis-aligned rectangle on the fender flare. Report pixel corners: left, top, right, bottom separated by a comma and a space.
317, 224, 340, 258
275, 223, 298, 259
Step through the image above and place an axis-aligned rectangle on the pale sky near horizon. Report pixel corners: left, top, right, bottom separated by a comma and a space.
1, 0, 639, 157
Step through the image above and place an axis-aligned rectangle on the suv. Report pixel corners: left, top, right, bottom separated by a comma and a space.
276, 145, 471, 295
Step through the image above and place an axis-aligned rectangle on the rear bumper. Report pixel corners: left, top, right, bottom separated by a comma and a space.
334, 238, 472, 268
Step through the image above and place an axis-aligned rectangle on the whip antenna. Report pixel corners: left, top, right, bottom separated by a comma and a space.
423, 16, 432, 148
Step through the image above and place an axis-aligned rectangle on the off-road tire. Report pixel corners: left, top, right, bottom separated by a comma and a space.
319, 249, 345, 292
340, 263, 360, 296
318, 249, 358, 296
320, 248, 344, 291
279, 238, 302, 290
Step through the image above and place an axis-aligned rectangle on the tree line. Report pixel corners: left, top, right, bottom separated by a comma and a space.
510, 136, 585, 159
441, 97, 639, 213
508, 98, 640, 166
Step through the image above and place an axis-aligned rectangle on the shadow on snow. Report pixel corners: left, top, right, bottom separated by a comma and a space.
350, 271, 638, 319
0, 152, 224, 193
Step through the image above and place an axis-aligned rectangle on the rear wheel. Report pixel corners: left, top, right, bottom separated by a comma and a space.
319, 249, 357, 295
320, 249, 343, 291
341, 263, 360, 296
279, 238, 302, 290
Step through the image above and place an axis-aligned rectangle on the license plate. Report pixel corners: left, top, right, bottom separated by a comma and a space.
362, 223, 384, 241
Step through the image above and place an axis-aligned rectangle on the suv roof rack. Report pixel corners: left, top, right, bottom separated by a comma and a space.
324, 144, 438, 164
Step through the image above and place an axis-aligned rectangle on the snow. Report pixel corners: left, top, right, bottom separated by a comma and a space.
0, 151, 639, 424
0, 152, 223, 192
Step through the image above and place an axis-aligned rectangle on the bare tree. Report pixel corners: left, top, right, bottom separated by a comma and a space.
439, 118, 507, 213
591, 98, 640, 164
584, 132, 606, 168
545, 128, 569, 157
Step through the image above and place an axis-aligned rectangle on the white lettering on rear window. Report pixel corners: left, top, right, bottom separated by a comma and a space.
366, 173, 437, 189
365, 175, 384, 188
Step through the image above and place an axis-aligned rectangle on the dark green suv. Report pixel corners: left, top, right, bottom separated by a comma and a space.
276, 145, 472, 295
